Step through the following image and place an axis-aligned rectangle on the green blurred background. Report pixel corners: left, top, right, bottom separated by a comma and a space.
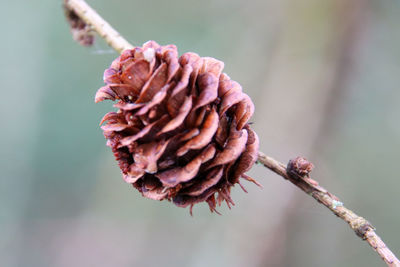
1, 0, 400, 266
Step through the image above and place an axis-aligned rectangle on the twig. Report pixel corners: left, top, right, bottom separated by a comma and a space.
64, 0, 133, 53
63, 1, 400, 266
258, 151, 400, 267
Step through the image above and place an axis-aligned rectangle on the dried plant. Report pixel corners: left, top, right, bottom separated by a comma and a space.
95, 41, 259, 213
63, 0, 400, 266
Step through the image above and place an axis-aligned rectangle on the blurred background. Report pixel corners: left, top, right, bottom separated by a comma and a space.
1, 0, 400, 266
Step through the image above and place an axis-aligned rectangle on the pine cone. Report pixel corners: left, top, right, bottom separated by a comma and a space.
95, 41, 259, 213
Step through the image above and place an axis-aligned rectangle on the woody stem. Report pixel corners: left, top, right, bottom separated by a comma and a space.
63, 1, 400, 266
257, 151, 400, 267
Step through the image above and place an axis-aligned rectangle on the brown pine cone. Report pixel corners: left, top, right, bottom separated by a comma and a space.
95, 41, 259, 213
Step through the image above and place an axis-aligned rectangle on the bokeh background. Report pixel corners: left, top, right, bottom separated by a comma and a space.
2, 0, 400, 266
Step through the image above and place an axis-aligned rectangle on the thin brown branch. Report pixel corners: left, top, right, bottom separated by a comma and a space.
63, 1, 400, 266
258, 151, 400, 267
64, 0, 133, 53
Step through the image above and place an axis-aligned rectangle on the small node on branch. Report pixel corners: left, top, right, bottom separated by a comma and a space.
287, 156, 314, 178
63, 1, 95, 46
351, 217, 373, 239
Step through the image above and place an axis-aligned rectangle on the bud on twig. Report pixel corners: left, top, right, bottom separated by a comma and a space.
63, 2, 94, 46
287, 156, 314, 178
